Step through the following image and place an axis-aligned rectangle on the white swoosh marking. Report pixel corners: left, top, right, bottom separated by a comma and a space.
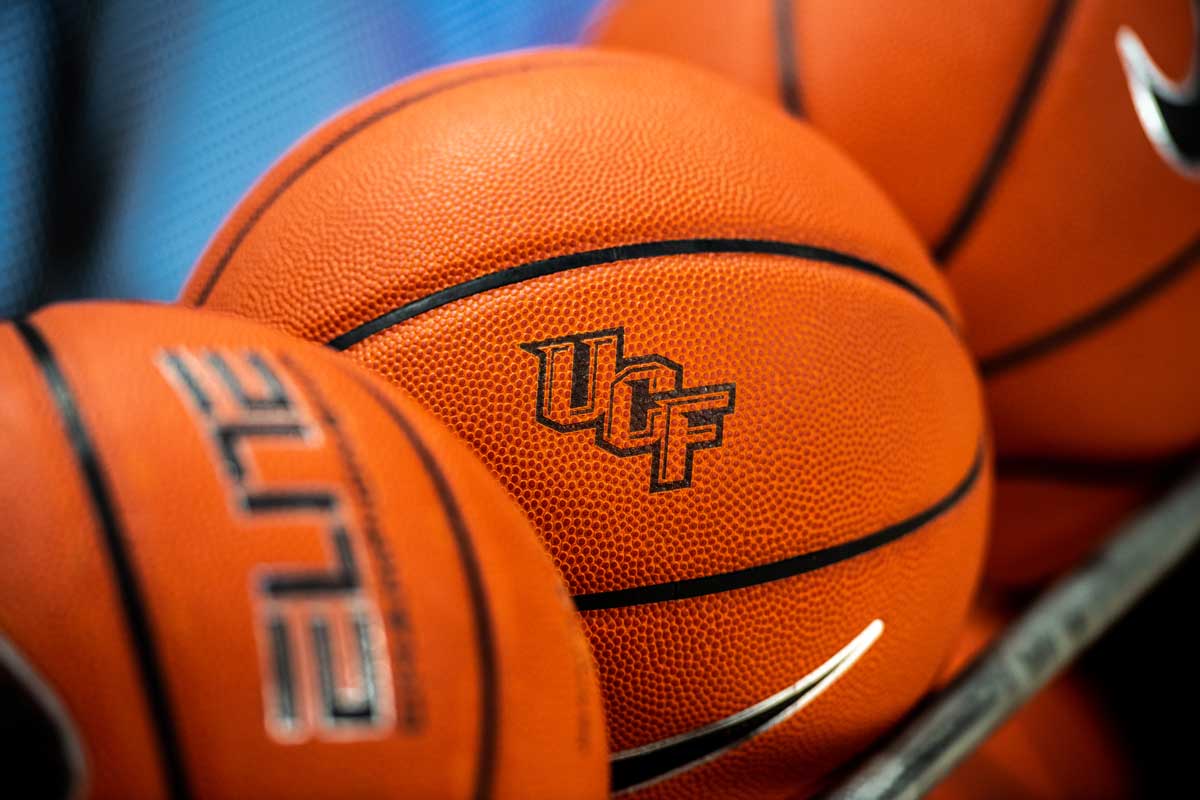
611, 618, 884, 795
1117, 1, 1200, 177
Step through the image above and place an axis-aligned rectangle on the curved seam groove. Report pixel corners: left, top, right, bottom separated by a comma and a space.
344, 368, 499, 800
573, 442, 985, 611
13, 318, 193, 800
998, 446, 1200, 485
326, 238, 958, 351
933, 0, 1076, 264
981, 234, 1200, 376
774, 0, 803, 115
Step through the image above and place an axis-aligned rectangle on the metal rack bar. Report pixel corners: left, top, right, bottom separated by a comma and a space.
828, 466, 1200, 800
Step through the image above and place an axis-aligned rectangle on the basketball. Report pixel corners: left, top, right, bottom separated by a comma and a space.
0, 302, 606, 799
930, 679, 1132, 800
930, 611, 1133, 799
182, 49, 990, 797
591, 0, 1200, 583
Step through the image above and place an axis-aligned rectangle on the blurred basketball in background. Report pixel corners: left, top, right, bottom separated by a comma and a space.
0, 302, 606, 799
930, 609, 1134, 799
183, 48, 989, 798
592, 0, 1200, 585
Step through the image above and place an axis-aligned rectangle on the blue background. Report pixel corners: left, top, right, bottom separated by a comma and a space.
0, 0, 600, 315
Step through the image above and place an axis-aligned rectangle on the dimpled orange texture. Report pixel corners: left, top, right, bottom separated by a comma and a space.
0, 302, 606, 800
182, 49, 989, 797
592, 1, 1200, 585
929, 611, 1133, 799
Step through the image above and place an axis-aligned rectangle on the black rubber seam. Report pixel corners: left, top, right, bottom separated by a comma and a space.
998, 446, 1200, 486
774, 0, 803, 115
275, 352, 424, 723
14, 319, 193, 800
573, 442, 985, 612
328, 238, 957, 350
191, 57, 611, 306
981, 234, 1200, 376
344, 369, 498, 800
933, 0, 1075, 264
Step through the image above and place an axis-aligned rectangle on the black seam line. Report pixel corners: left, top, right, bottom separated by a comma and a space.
574, 443, 985, 612
998, 446, 1200, 486
191, 58, 611, 306
13, 319, 193, 800
774, 0, 803, 116
343, 369, 498, 800
327, 239, 957, 350
981, 233, 1200, 376
932, 0, 1075, 264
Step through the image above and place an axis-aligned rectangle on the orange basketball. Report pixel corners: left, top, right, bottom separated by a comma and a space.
930, 680, 1132, 800
592, 0, 1200, 584
181, 49, 990, 798
0, 302, 606, 799
930, 611, 1133, 799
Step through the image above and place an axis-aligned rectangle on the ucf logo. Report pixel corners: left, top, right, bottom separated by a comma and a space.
521, 328, 735, 492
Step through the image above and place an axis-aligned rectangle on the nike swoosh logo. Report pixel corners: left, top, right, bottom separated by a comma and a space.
609, 619, 884, 795
1117, 1, 1200, 177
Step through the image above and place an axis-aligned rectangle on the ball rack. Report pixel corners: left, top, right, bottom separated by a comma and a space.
827, 466, 1200, 799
